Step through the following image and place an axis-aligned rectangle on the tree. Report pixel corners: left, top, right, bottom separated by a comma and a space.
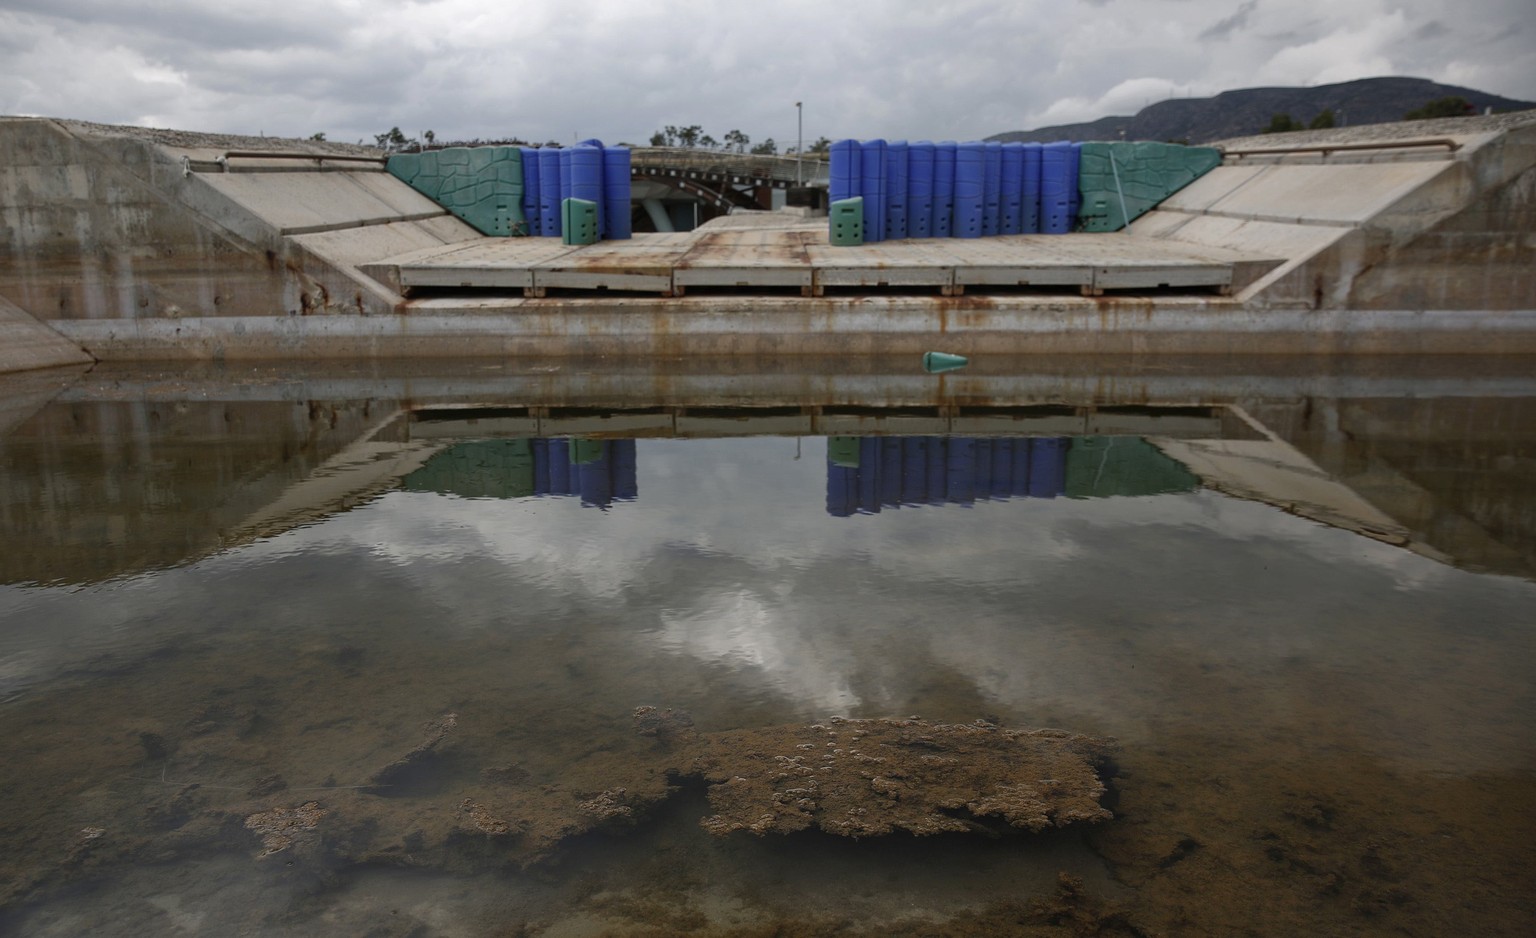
698, 133, 719, 149
1261, 113, 1303, 134
808, 136, 832, 155
422, 130, 436, 146
373, 126, 417, 152
1308, 110, 1336, 130
308, 132, 327, 141
649, 130, 667, 146
750, 139, 778, 155
1405, 96, 1474, 120
723, 129, 750, 153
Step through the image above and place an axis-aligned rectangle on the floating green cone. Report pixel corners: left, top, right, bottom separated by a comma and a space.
922, 351, 969, 373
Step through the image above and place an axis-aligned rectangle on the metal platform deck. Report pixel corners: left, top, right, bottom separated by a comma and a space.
363, 223, 1281, 298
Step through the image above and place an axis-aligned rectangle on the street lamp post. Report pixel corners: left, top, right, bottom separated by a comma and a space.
796, 101, 803, 186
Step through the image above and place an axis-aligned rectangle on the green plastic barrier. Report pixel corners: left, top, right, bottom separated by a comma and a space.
828, 196, 865, 246
1063, 437, 1199, 498
1076, 142, 1221, 232
561, 198, 599, 246
387, 146, 526, 237
401, 440, 535, 499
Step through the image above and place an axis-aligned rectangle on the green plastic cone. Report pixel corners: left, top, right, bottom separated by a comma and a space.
922, 351, 969, 373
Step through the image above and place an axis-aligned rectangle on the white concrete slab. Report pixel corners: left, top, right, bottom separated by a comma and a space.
197, 171, 448, 235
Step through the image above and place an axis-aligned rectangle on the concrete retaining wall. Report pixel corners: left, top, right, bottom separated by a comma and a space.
0, 117, 477, 329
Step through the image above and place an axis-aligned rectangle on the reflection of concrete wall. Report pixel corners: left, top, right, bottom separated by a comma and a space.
0, 295, 91, 375
0, 398, 394, 585
1242, 396, 1536, 579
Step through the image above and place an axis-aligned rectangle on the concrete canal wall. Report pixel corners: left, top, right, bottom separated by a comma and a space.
1, 113, 1533, 371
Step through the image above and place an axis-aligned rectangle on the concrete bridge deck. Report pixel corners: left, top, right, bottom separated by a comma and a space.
363, 221, 1280, 298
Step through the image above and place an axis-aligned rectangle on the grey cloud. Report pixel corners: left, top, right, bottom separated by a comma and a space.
1412, 20, 1450, 41
1199, 0, 1260, 42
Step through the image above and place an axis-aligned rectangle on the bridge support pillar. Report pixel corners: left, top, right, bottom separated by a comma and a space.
642, 199, 675, 233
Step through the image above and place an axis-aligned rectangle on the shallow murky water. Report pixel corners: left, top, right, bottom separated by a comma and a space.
2, 358, 1534, 936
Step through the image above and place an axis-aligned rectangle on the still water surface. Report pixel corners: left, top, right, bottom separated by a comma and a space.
1, 360, 1533, 936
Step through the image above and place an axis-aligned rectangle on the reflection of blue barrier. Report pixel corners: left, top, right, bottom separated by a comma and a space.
547, 439, 572, 494
946, 438, 976, 504
1029, 438, 1065, 497
933, 142, 956, 238
823, 436, 1112, 515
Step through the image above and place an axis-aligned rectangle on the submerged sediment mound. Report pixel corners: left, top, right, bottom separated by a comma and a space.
682, 716, 1115, 838
3, 708, 1117, 919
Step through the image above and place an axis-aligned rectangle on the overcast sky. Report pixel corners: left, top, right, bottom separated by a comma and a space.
2, 0, 1532, 147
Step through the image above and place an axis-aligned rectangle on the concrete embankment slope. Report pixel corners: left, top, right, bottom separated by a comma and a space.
1, 113, 1533, 364
1133, 111, 1536, 310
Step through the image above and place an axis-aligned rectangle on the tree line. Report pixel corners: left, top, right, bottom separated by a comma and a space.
1260, 96, 1482, 135
647, 124, 831, 156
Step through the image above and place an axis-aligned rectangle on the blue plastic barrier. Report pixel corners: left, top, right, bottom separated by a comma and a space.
907, 141, 935, 238
558, 148, 574, 205
1041, 142, 1075, 234
933, 142, 956, 238
953, 142, 985, 238
1000, 143, 1024, 235
829, 139, 860, 204
538, 148, 562, 238
1066, 142, 1083, 225
519, 147, 541, 236
858, 140, 887, 243
567, 145, 604, 238
602, 146, 632, 240
885, 140, 909, 241
1022, 143, 1043, 233
982, 142, 1003, 237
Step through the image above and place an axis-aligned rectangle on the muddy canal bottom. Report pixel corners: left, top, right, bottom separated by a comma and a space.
1, 420, 1534, 935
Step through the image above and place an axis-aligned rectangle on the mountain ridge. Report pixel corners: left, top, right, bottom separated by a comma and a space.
987, 77, 1536, 144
